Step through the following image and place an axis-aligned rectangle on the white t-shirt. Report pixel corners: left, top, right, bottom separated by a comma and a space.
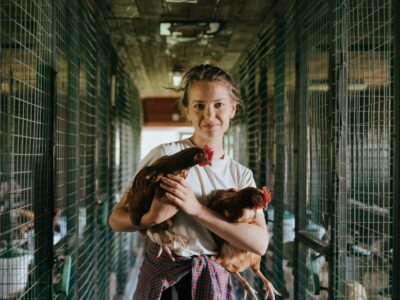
126, 138, 257, 257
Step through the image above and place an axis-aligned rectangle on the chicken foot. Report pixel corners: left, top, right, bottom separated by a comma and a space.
165, 230, 187, 248
250, 258, 281, 300
151, 230, 187, 261
233, 272, 258, 300
152, 232, 175, 261
253, 270, 281, 300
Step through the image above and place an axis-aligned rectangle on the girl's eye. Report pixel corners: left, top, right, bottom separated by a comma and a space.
194, 104, 204, 110
215, 103, 224, 108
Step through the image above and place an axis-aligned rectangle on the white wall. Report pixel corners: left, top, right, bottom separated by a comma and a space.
140, 127, 194, 159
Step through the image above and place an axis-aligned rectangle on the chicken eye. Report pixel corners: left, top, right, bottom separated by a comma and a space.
252, 195, 263, 202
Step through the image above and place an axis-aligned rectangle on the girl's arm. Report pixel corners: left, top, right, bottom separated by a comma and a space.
108, 191, 178, 232
109, 144, 174, 232
160, 174, 269, 256
191, 206, 268, 256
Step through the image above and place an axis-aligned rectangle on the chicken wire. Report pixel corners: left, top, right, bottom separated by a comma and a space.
273, 4, 299, 297
226, 65, 249, 167
394, 1, 400, 298
93, 24, 112, 300
114, 65, 140, 291
257, 21, 277, 293
273, 16, 287, 296
295, 1, 334, 298
282, 6, 297, 298
282, 4, 297, 217
0, 1, 142, 299
0, 1, 395, 299
333, 0, 394, 298
297, 0, 331, 246
74, 3, 98, 298
53, 0, 81, 299
244, 49, 261, 185
232, 0, 397, 299
296, 243, 330, 300
257, 36, 269, 191
1, 1, 53, 299
230, 14, 297, 298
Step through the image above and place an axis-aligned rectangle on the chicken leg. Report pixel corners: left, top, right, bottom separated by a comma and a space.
251, 257, 281, 300
233, 271, 258, 300
151, 230, 187, 261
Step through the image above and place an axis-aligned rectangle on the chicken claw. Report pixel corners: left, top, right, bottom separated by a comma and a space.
161, 244, 175, 261
165, 231, 187, 248
254, 270, 281, 300
233, 272, 258, 300
151, 230, 187, 261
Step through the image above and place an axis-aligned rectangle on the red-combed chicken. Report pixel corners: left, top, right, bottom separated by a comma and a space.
128, 145, 213, 260
209, 186, 280, 300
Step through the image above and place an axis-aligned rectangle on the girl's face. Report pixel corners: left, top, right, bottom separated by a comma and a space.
186, 81, 236, 140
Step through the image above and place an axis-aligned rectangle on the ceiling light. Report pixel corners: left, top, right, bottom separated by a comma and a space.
171, 113, 181, 121
160, 22, 221, 37
160, 23, 171, 36
165, 0, 198, 3
172, 72, 182, 86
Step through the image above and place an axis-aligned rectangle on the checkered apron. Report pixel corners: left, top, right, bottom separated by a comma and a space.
133, 241, 235, 300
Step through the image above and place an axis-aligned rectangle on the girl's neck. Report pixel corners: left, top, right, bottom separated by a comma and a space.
189, 135, 225, 159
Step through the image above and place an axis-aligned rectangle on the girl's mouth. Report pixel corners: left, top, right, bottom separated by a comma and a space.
203, 123, 220, 129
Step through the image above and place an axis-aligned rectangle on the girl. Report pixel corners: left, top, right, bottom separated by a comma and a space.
109, 64, 270, 299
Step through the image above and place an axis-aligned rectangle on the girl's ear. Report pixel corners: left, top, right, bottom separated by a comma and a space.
230, 103, 237, 119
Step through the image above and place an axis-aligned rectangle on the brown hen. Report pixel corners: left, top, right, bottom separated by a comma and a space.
128, 145, 213, 260
209, 187, 280, 300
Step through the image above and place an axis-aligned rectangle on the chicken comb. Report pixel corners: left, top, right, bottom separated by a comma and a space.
262, 186, 271, 204
203, 144, 214, 161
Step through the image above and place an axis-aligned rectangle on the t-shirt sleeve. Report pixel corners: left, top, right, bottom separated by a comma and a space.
123, 144, 166, 193
238, 167, 257, 189
239, 167, 265, 216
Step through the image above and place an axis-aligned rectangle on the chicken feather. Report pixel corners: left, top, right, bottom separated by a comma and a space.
209, 187, 280, 300
127, 146, 213, 260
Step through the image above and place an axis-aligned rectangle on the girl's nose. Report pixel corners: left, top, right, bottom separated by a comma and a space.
204, 106, 215, 120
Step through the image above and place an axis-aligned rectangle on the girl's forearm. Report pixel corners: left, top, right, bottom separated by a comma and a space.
109, 191, 150, 231
109, 206, 140, 231
193, 206, 269, 256
109, 193, 178, 231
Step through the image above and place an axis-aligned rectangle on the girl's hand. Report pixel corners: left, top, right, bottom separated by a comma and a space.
159, 174, 203, 217
141, 195, 178, 226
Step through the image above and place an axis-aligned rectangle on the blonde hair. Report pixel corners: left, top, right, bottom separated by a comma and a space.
171, 64, 244, 115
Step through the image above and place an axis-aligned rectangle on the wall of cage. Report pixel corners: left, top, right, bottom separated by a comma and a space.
228, 0, 399, 299
0, 0, 142, 299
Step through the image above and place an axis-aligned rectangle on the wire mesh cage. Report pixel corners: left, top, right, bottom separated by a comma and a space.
333, 0, 394, 298
294, 0, 334, 298
53, 0, 81, 298
0, 0, 142, 299
1, 1, 53, 298
229, 0, 398, 299
1, 0, 398, 299
297, 0, 331, 246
